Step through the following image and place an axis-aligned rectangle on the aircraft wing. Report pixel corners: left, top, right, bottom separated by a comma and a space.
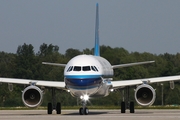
0, 78, 66, 89
111, 75, 180, 89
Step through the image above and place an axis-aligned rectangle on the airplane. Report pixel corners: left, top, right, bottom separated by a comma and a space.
1, 3, 180, 115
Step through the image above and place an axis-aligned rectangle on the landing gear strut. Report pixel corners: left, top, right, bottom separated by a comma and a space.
47, 88, 61, 114
121, 86, 134, 113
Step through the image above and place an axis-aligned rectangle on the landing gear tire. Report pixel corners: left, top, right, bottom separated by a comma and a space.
84, 107, 89, 115
130, 102, 134, 113
79, 107, 84, 115
79, 107, 89, 115
121, 102, 125, 113
47, 103, 52, 114
56, 102, 61, 114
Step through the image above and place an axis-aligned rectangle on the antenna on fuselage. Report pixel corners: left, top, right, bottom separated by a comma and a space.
94, 3, 100, 56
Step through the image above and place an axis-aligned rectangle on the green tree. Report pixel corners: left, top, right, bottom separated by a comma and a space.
13, 43, 37, 79
65, 48, 82, 59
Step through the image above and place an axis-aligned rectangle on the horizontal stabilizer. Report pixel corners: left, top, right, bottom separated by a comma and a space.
112, 61, 155, 69
42, 62, 66, 67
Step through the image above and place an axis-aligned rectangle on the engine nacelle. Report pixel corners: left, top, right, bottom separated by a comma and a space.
22, 86, 43, 108
135, 84, 156, 106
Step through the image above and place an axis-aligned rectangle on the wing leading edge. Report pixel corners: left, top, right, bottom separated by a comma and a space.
0, 78, 66, 89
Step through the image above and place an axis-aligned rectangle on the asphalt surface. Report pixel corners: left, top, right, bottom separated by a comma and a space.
0, 109, 180, 120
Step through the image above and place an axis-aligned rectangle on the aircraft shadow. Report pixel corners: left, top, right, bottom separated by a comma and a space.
63, 111, 108, 115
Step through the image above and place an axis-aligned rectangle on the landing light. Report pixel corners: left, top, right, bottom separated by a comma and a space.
110, 89, 114, 92
80, 96, 83, 99
80, 95, 89, 101
84, 95, 89, 101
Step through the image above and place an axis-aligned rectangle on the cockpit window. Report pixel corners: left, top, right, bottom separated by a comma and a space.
91, 66, 98, 72
94, 66, 98, 71
67, 66, 73, 72
73, 66, 81, 71
83, 66, 91, 71
67, 66, 98, 72
91, 66, 96, 71
69, 66, 73, 71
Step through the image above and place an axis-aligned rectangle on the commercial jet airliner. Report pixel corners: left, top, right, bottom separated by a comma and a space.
1, 3, 180, 115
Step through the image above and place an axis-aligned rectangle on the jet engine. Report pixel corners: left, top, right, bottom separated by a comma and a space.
135, 84, 156, 106
22, 86, 43, 108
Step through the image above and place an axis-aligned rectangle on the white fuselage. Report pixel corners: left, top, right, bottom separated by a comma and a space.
64, 55, 113, 98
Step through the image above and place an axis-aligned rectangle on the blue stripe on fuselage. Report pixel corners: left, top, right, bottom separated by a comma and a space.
65, 75, 101, 79
65, 75, 102, 87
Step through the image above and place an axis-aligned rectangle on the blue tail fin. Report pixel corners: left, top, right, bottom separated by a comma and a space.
94, 3, 100, 56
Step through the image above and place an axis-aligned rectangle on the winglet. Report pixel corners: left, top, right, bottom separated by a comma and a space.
94, 3, 100, 56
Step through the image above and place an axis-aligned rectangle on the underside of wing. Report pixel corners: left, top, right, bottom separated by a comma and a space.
111, 75, 180, 89
111, 80, 143, 89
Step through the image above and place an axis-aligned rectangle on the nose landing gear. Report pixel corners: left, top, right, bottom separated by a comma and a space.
79, 95, 89, 115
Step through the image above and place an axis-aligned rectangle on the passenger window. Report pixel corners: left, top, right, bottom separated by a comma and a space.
73, 66, 81, 71
83, 66, 91, 71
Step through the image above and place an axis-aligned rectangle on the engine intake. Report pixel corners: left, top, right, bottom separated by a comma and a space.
22, 86, 43, 108
135, 84, 156, 106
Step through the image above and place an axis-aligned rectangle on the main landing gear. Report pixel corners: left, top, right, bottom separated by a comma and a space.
121, 101, 134, 113
47, 88, 61, 114
47, 102, 61, 114
121, 86, 135, 113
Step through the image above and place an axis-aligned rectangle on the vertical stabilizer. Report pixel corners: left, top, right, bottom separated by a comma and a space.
94, 3, 100, 56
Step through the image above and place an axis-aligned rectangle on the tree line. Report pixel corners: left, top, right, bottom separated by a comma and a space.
0, 43, 180, 107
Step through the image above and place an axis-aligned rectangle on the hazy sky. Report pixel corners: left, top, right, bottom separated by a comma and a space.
0, 0, 180, 55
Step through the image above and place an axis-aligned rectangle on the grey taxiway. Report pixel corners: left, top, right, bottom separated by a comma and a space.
0, 109, 180, 120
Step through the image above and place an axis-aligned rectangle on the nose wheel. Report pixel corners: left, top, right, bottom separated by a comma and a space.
79, 107, 89, 115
